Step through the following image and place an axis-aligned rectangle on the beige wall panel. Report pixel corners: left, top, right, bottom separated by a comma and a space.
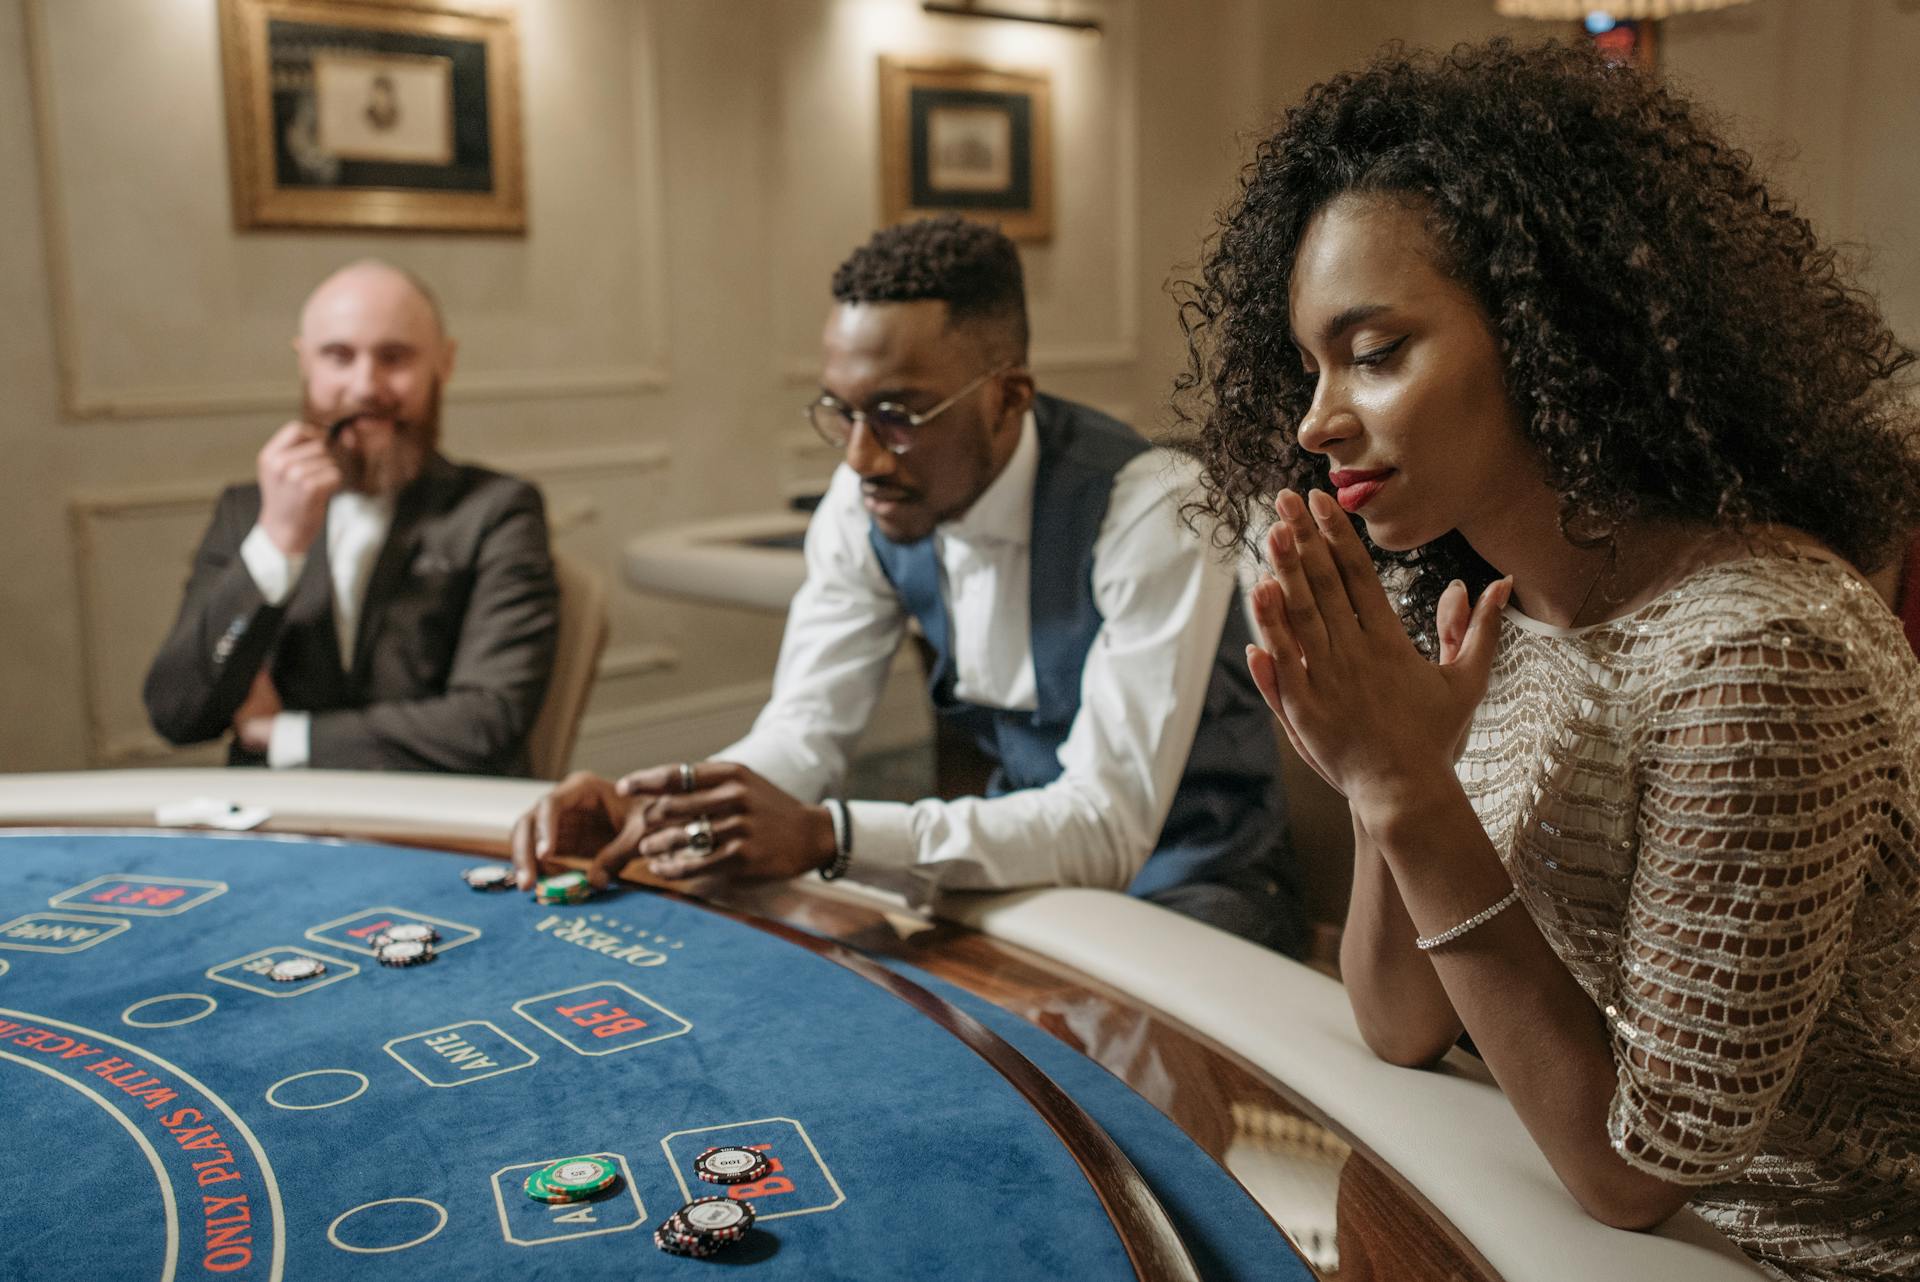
67, 485, 226, 767
0, 0, 89, 772
30, 0, 669, 419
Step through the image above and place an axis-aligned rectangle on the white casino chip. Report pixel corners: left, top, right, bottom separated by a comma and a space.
268, 957, 326, 982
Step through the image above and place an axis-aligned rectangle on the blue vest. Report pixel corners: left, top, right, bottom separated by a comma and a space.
868, 394, 1294, 907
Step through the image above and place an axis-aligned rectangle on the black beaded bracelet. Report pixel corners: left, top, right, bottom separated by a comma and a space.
820, 799, 853, 881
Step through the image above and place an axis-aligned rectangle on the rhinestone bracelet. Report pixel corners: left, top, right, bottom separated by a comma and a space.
1415, 887, 1521, 951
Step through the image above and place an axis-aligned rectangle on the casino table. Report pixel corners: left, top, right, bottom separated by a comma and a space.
0, 771, 1769, 1282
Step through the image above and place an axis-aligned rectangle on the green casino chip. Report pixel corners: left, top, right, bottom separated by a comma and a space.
534, 871, 592, 904
534, 1156, 619, 1197
521, 1170, 580, 1204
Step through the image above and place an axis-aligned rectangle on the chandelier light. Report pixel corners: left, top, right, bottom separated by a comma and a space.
1494, 0, 1754, 17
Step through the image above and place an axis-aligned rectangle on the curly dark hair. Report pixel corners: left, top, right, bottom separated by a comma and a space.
1172, 38, 1920, 646
831, 215, 1029, 358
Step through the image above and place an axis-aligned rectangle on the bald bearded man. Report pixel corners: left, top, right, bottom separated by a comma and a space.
144, 261, 559, 775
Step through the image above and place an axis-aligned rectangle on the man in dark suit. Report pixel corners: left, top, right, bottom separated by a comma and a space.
144, 261, 558, 775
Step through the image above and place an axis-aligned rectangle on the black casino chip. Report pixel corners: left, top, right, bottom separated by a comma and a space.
654, 1196, 755, 1256
695, 1146, 770, 1185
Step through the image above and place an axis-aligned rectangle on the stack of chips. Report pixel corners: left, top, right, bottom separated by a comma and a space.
534, 871, 593, 905
695, 1146, 771, 1185
653, 1197, 756, 1258
523, 1156, 620, 1204
373, 922, 439, 967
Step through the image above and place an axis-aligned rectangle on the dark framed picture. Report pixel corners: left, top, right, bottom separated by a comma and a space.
879, 58, 1053, 242
218, 0, 526, 233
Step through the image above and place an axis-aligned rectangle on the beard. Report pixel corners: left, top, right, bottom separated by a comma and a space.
303, 378, 442, 496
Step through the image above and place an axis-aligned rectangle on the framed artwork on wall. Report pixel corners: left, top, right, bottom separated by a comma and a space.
879, 58, 1053, 242
217, 0, 526, 233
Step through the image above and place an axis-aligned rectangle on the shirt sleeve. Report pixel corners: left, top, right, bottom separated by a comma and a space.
845, 452, 1236, 907
239, 524, 306, 607
1607, 616, 1886, 1183
710, 465, 909, 800
267, 711, 311, 769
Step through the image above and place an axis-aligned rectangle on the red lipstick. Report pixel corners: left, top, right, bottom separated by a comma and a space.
1328, 468, 1393, 513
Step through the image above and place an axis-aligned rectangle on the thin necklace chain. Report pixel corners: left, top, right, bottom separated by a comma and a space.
1570, 539, 1620, 627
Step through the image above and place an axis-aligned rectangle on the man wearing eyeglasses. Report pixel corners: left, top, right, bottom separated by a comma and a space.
512, 217, 1302, 954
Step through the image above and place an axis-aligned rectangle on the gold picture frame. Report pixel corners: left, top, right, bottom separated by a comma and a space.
879, 58, 1053, 243
218, 0, 526, 233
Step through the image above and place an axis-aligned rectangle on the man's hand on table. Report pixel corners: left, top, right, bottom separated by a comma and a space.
509, 762, 837, 891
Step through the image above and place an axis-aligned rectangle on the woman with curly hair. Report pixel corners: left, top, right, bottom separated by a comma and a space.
1175, 38, 1920, 1281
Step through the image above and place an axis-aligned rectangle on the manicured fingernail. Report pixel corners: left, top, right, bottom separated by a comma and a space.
1307, 489, 1335, 521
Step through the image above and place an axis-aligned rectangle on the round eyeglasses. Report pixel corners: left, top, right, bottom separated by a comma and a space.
803, 363, 1015, 455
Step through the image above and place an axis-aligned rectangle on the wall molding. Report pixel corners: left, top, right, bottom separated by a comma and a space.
22, 0, 675, 423
483, 440, 671, 480
777, 339, 1141, 386
597, 642, 678, 682
570, 647, 934, 781
54, 368, 673, 423
574, 679, 773, 777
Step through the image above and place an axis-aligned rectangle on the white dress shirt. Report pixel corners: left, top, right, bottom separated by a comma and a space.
238, 491, 396, 767
714, 410, 1240, 907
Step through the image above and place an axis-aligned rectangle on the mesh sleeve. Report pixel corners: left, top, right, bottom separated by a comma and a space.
1609, 622, 1886, 1183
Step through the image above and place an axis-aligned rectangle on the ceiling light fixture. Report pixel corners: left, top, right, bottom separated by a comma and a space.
921, 2, 1102, 35
1493, 0, 1752, 16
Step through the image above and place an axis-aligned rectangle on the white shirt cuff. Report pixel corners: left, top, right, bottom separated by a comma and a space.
267, 711, 311, 769
240, 524, 305, 606
845, 800, 914, 870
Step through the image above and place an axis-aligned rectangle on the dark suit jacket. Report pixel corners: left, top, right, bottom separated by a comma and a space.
144, 453, 559, 776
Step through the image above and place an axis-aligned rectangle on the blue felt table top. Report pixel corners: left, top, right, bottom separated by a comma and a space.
0, 831, 1307, 1281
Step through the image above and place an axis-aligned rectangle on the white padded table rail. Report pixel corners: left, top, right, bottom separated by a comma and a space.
943, 886, 1765, 1282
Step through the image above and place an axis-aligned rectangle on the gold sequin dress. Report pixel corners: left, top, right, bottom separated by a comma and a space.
1457, 552, 1920, 1281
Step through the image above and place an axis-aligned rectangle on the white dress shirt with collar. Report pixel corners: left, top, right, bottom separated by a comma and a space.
238, 490, 396, 767
713, 409, 1240, 907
